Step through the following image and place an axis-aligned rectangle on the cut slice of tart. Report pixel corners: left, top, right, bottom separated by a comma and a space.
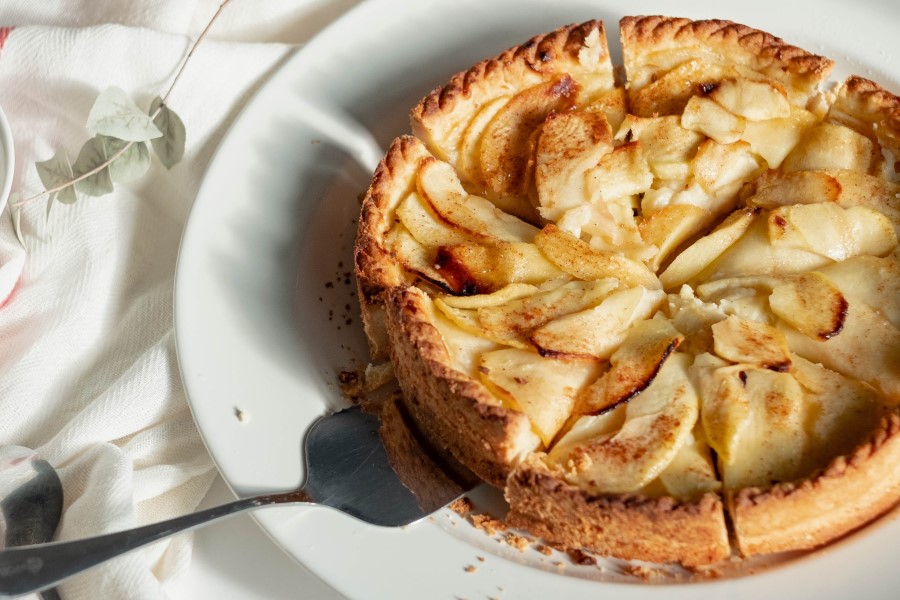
354, 15, 900, 569
411, 21, 619, 223
620, 15, 834, 117
728, 409, 900, 557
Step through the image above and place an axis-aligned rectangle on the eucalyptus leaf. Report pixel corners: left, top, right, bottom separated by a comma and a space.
149, 97, 186, 169
58, 186, 77, 204
104, 136, 151, 183
72, 136, 114, 197
87, 86, 162, 142
35, 149, 77, 204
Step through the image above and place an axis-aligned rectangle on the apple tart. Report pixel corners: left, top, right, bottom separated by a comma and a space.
354, 16, 900, 567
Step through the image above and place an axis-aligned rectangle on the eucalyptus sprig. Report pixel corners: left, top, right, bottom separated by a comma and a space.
8, 0, 232, 247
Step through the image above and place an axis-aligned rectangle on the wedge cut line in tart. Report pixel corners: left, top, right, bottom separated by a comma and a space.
354, 15, 900, 568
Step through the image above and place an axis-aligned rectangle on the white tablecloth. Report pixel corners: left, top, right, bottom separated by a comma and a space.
0, 2, 360, 597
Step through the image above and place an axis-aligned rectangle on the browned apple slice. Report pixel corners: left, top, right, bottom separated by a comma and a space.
780, 301, 900, 399
718, 367, 807, 489
582, 86, 627, 132
768, 203, 897, 261
437, 283, 539, 309
691, 353, 750, 466
691, 139, 761, 194
534, 110, 613, 220
739, 107, 818, 168
396, 192, 471, 247
627, 59, 734, 118
791, 354, 885, 466
746, 170, 842, 208
639, 204, 710, 271
417, 158, 539, 242
437, 279, 619, 348
432, 242, 562, 295
709, 77, 791, 120
818, 254, 900, 326
457, 96, 510, 187
479, 279, 619, 334
782, 123, 881, 173
479, 348, 599, 446
617, 114, 705, 165
457, 94, 542, 222
656, 430, 721, 500
682, 96, 746, 144
384, 225, 452, 290
702, 217, 830, 281
827, 169, 900, 235
531, 286, 665, 359
579, 318, 684, 415
711, 315, 792, 371
584, 141, 653, 202
659, 207, 760, 289
429, 302, 504, 377
769, 272, 847, 340
691, 352, 810, 489
534, 224, 659, 289
547, 352, 699, 494
479, 75, 580, 199
434, 300, 529, 349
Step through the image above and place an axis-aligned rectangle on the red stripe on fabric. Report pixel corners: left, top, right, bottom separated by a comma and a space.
0, 278, 20, 310
0, 27, 15, 53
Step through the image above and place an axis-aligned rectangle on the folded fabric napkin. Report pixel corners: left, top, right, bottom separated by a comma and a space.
0, 1, 360, 597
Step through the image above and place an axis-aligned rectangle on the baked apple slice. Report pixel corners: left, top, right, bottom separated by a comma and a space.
479, 348, 599, 446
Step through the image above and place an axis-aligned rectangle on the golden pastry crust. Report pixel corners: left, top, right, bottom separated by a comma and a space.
828, 76, 900, 158
728, 409, 900, 557
506, 454, 730, 567
620, 15, 833, 92
411, 20, 616, 166
355, 135, 432, 359
377, 393, 480, 512
383, 286, 536, 486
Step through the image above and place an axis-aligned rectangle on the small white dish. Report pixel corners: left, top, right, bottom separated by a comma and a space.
0, 105, 14, 214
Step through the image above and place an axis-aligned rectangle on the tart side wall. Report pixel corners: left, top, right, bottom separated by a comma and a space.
505, 454, 731, 567
355, 135, 431, 359
384, 286, 537, 487
377, 394, 481, 511
728, 409, 900, 557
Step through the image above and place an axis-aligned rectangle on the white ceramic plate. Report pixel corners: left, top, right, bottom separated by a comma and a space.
174, 0, 900, 598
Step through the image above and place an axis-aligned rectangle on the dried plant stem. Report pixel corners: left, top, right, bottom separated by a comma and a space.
12, 0, 232, 209
161, 0, 232, 107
